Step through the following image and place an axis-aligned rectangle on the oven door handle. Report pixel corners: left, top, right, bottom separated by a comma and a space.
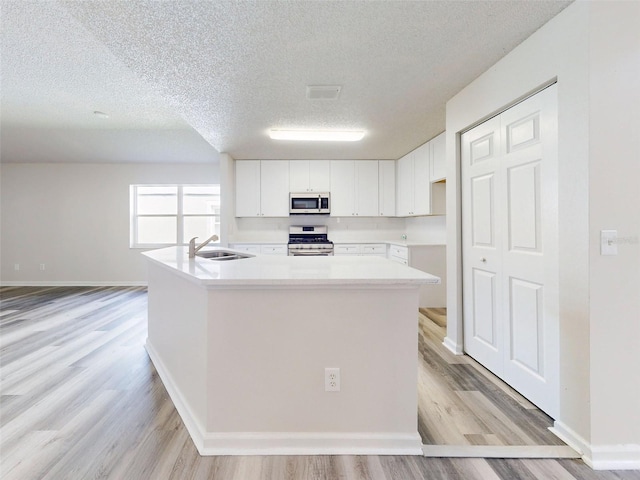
289, 249, 332, 256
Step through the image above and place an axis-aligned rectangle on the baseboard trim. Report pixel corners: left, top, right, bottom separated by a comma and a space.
550, 421, 589, 459
0, 281, 147, 287
550, 421, 640, 470
590, 445, 640, 471
146, 340, 423, 456
442, 336, 463, 355
197, 432, 423, 456
422, 444, 580, 459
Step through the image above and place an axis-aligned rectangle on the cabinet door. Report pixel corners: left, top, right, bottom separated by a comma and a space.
355, 160, 379, 216
396, 153, 413, 216
430, 132, 446, 182
289, 160, 310, 192
361, 244, 387, 256
413, 143, 431, 215
308, 160, 331, 192
260, 161, 289, 217
330, 160, 355, 216
334, 244, 360, 256
230, 244, 261, 254
260, 244, 288, 255
378, 160, 396, 216
235, 160, 261, 217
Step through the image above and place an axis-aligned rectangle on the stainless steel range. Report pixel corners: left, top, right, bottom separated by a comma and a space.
287, 226, 334, 256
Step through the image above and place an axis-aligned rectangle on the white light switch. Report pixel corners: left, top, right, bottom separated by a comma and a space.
601, 230, 618, 256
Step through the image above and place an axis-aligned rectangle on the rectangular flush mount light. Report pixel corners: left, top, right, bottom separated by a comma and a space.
269, 129, 365, 142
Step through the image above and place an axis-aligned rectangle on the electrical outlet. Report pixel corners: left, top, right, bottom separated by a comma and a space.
14, 263, 20, 271
40, 263, 46, 271
325, 367, 340, 392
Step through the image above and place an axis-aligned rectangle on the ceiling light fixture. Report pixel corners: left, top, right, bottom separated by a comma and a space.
269, 129, 365, 142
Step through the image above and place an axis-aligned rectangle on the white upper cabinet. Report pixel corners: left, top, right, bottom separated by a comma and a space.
236, 142, 443, 219
260, 161, 290, 216
235, 160, 261, 217
413, 143, 431, 215
236, 160, 289, 217
356, 160, 379, 217
330, 160, 379, 216
329, 161, 355, 216
430, 132, 446, 182
396, 143, 431, 216
289, 160, 331, 192
396, 152, 413, 217
378, 160, 396, 216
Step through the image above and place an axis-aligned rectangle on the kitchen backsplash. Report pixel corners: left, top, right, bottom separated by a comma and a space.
229, 215, 445, 244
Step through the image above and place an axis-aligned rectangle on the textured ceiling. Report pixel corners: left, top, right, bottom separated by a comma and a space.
0, 0, 572, 163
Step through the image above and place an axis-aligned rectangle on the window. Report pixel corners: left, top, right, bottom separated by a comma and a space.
130, 184, 221, 248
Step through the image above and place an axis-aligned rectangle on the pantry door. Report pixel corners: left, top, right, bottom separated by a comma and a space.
461, 84, 559, 418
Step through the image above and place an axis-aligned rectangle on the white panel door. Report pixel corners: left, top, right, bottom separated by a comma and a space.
462, 116, 503, 375
461, 85, 558, 418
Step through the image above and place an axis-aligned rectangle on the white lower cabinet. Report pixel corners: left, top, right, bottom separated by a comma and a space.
230, 244, 287, 255
229, 244, 261, 254
260, 245, 288, 255
388, 245, 409, 265
334, 244, 387, 257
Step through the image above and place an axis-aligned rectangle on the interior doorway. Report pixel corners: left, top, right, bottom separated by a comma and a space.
459, 84, 559, 418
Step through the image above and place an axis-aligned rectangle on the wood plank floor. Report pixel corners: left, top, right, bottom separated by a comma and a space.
1, 286, 639, 480
417, 311, 565, 447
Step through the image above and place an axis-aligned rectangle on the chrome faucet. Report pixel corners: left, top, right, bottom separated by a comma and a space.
188, 234, 219, 258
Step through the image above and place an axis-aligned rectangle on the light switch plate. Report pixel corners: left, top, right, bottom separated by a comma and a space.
601, 230, 618, 255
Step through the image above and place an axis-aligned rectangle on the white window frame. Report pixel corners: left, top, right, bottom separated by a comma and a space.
130, 184, 220, 248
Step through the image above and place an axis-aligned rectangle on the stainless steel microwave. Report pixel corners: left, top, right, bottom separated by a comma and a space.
289, 192, 330, 215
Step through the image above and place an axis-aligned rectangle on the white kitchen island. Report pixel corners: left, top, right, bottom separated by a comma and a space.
143, 246, 439, 456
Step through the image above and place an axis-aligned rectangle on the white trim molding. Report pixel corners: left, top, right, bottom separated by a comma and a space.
0, 281, 147, 287
442, 336, 463, 355
551, 421, 640, 470
550, 421, 590, 458
422, 444, 580, 459
589, 445, 640, 471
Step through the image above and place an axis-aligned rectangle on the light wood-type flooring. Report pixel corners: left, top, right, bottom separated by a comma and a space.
1, 286, 639, 480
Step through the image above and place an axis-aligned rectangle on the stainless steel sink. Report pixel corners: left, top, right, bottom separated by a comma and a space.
195, 250, 252, 261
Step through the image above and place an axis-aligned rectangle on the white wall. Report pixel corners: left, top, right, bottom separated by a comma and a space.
588, 0, 640, 460
0, 162, 219, 284
445, 0, 639, 468
405, 215, 446, 245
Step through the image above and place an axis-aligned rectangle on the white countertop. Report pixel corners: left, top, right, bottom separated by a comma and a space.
143, 247, 440, 287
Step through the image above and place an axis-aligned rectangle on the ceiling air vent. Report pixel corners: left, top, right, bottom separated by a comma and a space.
306, 85, 342, 100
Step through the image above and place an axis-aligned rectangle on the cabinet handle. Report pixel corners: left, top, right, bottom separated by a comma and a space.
480, 257, 487, 263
